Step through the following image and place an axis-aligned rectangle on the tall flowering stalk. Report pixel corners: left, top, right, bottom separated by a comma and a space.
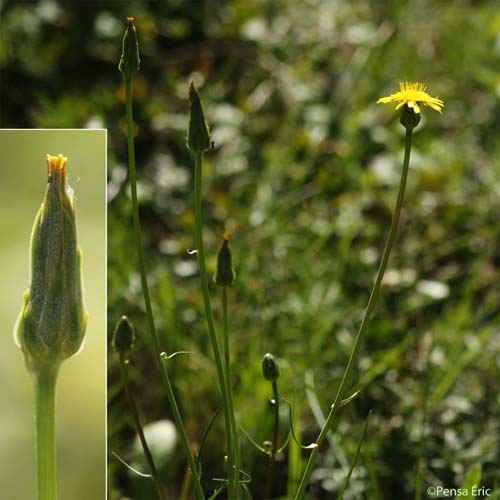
112, 316, 167, 500
294, 83, 444, 499
15, 154, 87, 500
119, 18, 204, 500
187, 82, 239, 499
214, 232, 242, 495
262, 354, 281, 499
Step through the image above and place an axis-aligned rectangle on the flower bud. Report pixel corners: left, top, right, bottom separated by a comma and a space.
262, 353, 280, 382
14, 155, 87, 376
214, 231, 235, 287
400, 104, 421, 130
112, 316, 135, 355
186, 81, 211, 155
119, 17, 140, 79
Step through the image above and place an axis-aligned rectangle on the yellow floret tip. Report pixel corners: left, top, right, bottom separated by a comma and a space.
377, 82, 444, 114
46, 154, 67, 172
46, 154, 68, 183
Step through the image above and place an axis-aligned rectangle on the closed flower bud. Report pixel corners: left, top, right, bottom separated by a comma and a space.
262, 353, 280, 382
119, 17, 140, 79
14, 155, 87, 376
400, 104, 421, 130
112, 316, 135, 355
214, 231, 235, 287
186, 81, 211, 155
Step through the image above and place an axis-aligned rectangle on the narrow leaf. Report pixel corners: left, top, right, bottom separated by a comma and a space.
337, 410, 372, 500
111, 451, 152, 478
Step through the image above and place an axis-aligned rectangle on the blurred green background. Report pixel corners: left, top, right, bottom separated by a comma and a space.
1, 1, 499, 499
0, 130, 106, 500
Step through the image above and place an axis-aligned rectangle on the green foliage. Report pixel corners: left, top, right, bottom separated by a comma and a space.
1, 0, 498, 498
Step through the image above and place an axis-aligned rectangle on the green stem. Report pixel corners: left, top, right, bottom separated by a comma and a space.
118, 356, 167, 500
125, 77, 205, 500
266, 380, 280, 499
194, 152, 236, 499
294, 128, 414, 499
414, 335, 432, 500
222, 286, 241, 495
35, 369, 58, 500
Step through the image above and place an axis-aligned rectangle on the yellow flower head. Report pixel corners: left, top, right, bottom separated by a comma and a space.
377, 82, 444, 114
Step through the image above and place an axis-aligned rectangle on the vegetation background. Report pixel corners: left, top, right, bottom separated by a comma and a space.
1, 1, 498, 499
0, 130, 106, 499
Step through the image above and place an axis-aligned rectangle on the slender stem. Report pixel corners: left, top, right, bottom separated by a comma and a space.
415, 335, 432, 500
294, 129, 414, 499
125, 77, 205, 500
222, 287, 241, 494
35, 369, 58, 500
118, 356, 167, 500
194, 152, 236, 499
180, 467, 192, 500
266, 380, 280, 499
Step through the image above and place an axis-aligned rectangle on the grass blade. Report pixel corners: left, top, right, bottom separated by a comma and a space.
337, 410, 372, 500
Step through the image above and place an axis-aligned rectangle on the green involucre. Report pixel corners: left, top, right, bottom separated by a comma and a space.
400, 104, 421, 130
112, 315, 135, 355
262, 353, 280, 382
15, 155, 87, 376
214, 233, 236, 287
119, 17, 140, 79
187, 81, 211, 155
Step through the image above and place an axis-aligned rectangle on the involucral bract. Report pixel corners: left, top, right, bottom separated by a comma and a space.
15, 154, 87, 376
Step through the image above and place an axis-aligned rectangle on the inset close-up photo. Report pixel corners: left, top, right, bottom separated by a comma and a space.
0, 129, 106, 500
